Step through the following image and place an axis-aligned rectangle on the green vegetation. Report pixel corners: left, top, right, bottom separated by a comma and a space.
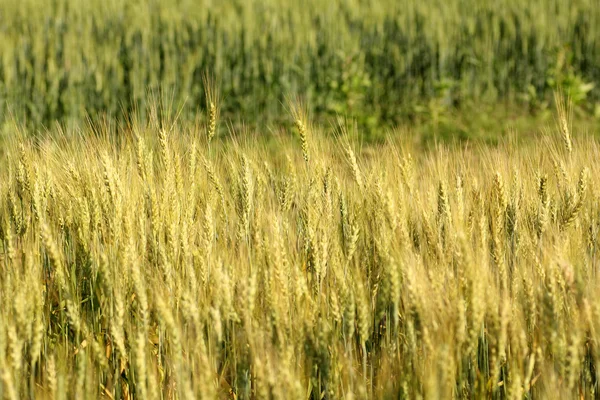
1, 0, 600, 131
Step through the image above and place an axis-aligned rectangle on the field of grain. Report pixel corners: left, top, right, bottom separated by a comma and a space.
1, 0, 600, 130
0, 98, 599, 398
2, 0, 600, 399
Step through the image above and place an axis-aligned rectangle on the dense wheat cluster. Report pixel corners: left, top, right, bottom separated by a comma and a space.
0, 104, 599, 399
1, 0, 599, 127
2, 0, 600, 398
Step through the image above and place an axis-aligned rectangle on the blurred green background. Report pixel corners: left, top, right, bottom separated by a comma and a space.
1, 0, 599, 137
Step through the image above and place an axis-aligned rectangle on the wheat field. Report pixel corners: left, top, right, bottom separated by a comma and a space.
0, 99, 599, 399
1, 0, 599, 128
